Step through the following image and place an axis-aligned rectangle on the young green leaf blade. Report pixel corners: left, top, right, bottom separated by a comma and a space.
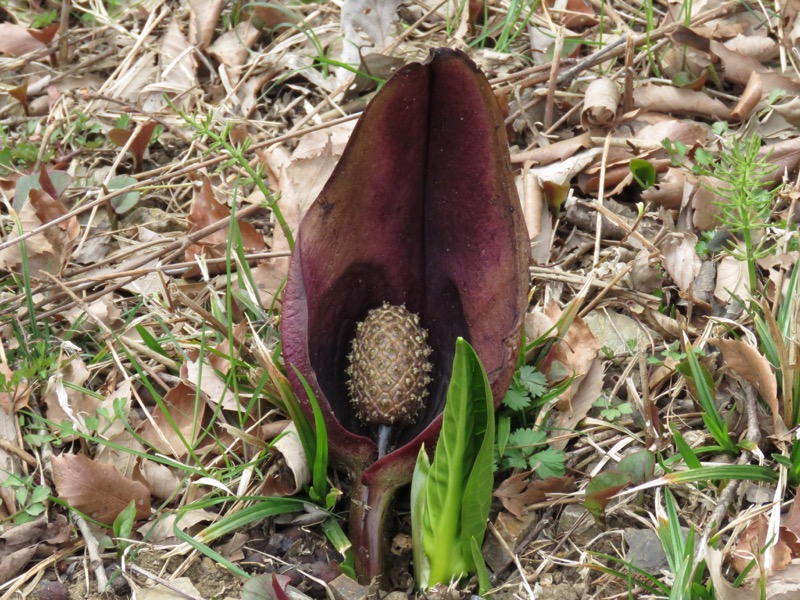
422, 338, 494, 587
411, 445, 432, 590
459, 340, 495, 570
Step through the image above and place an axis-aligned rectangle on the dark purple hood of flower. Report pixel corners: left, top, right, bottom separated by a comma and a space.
281, 47, 529, 582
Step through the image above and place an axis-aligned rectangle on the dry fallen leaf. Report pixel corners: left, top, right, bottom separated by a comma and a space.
0, 515, 71, 585
185, 176, 266, 274
634, 84, 731, 120
262, 423, 310, 496
711, 337, 781, 432
52, 453, 151, 525
512, 131, 593, 165
43, 357, 97, 436
582, 78, 620, 128
542, 304, 601, 384
660, 232, 702, 292
714, 254, 750, 304
0, 23, 57, 57
732, 515, 793, 574
181, 349, 239, 411
493, 472, 575, 517
551, 358, 604, 450
207, 20, 260, 73
138, 381, 207, 458
188, 0, 225, 49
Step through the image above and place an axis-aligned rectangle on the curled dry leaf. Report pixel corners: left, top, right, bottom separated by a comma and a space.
731, 514, 799, 574
515, 168, 553, 264
642, 167, 686, 210
181, 348, 239, 411
43, 357, 95, 436
660, 232, 702, 292
207, 20, 260, 73
551, 358, 604, 450
0, 23, 58, 57
705, 544, 760, 600
184, 176, 265, 274
0, 515, 71, 585
0, 189, 80, 280
263, 422, 310, 496
541, 303, 601, 384
714, 254, 750, 304
711, 337, 782, 433
731, 71, 800, 120
634, 84, 730, 120
582, 77, 620, 128
723, 34, 778, 62
188, 0, 225, 49
138, 381, 206, 458
493, 472, 576, 518
52, 453, 151, 525
512, 131, 593, 165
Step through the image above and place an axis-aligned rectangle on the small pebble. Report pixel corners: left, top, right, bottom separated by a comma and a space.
38, 581, 69, 600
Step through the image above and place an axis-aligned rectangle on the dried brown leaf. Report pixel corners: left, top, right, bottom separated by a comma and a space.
139, 381, 206, 458
731, 72, 800, 120
268, 125, 355, 253
263, 423, 310, 496
711, 337, 780, 432
493, 472, 575, 517
690, 176, 725, 231
207, 20, 260, 69
723, 34, 778, 62
542, 305, 600, 385
188, 0, 225, 49
706, 544, 759, 600
634, 84, 730, 120
642, 167, 686, 210
95, 431, 144, 479
138, 460, 182, 502
512, 132, 593, 165
251, 5, 301, 32
181, 349, 239, 411
0, 23, 52, 57
185, 176, 265, 272
660, 233, 702, 292
51, 453, 151, 525
708, 40, 767, 87
0, 515, 70, 584
732, 515, 792, 574
43, 357, 97, 435
582, 78, 620, 128
515, 168, 553, 264
714, 255, 750, 304
160, 20, 197, 90
551, 358, 604, 450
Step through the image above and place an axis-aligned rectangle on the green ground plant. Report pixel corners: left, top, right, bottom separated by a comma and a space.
411, 338, 494, 592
